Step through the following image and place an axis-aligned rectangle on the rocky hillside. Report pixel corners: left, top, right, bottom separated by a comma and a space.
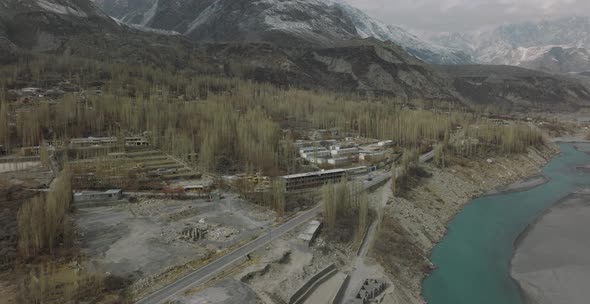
0, 0, 461, 100
0, 0, 120, 51
3, 0, 590, 110
92, 0, 472, 64
435, 65, 590, 112
62, 33, 459, 100
428, 16, 590, 73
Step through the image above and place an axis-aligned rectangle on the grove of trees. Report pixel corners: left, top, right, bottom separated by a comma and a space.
17, 170, 73, 259
322, 181, 368, 244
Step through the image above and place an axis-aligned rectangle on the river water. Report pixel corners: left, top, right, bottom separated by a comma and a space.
422, 143, 590, 304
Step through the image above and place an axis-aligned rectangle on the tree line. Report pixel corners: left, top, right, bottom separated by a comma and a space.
0, 55, 544, 176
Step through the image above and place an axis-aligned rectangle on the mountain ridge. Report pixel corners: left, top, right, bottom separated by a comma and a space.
427, 16, 590, 73
92, 0, 473, 65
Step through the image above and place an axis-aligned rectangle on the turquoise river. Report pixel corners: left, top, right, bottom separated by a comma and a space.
422, 143, 590, 304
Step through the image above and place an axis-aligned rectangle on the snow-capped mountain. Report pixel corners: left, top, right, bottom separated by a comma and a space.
427, 16, 590, 73
92, 0, 472, 64
0, 0, 119, 51
1, 0, 114, 20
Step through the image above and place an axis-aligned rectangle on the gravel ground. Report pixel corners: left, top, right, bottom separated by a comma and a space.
169, 279, 257, 304
511, 192, 590, 304
76, 195, 272, 280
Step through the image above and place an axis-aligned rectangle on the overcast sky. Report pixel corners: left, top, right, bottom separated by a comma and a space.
346, 0, 590, 32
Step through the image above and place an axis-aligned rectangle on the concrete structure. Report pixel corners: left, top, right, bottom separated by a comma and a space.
282, 169, 346, 192
328, 157, 352, 167
20, 146, 42, 156
330, 147, 359, 157
21, 87, 42, 95
298, 220, 322, 245
294, 140, 337, 149
180, 224, 209, 242
359, 152, 386, 162
289, 264, 338, 304
183, 183, 214, 198
307, 157, 329, 165
351, 279, 387, 304
347, 166, 369, 176
377, 140, 394, 147
73, 189, 123, 203
125, 136, 150, 147
300, 147, 330, 159
70, 137, 118, 147
70, 136, 149, 148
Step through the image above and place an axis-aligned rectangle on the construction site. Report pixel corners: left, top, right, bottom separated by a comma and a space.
0, 117, 400, 303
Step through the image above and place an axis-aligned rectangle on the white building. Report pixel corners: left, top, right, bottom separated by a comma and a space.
330, 147, 359, 157
299, 147, 330, 159
307, 157, 329, 165
377, 140, 394, 147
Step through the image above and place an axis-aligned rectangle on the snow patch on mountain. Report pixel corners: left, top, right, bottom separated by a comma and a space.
36, 0, 88, 17
130, 24, 181, 35
185, 0, 222, 35
140, 0, 158, 26
92, 0, 472, 64
426, 16, 590, 72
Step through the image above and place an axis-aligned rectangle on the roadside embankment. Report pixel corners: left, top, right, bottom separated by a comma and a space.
370, 143, 558, 304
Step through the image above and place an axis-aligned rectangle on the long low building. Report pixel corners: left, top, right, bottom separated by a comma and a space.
73, 189, 123, 203
283, 169, 347, 192
282, 168, 347, 192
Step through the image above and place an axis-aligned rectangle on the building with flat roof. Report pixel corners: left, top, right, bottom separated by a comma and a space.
328, 157, 352, 166
73, 189, 123, 203
282, 169, 346, 192
330, 147, 359, 157
124, 137, 150, 147
70, 137, 117, 147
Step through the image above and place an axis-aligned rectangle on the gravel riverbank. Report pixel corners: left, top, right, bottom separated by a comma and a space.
511, 190, 590, 304
370, 144, 559, 304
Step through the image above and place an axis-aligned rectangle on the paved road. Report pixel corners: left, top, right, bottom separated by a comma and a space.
137, 151, 433, 304
136, 205, 322, 304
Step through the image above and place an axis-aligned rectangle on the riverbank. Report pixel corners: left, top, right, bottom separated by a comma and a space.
511, 191, 590, 304
370, 143, 559, 304
511, 144, 590, 304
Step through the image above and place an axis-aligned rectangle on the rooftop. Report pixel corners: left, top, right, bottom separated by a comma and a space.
282, 168, 346, 179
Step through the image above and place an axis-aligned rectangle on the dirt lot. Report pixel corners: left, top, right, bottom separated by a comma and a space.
170, 278, 257, 304
75, 193, 274, 282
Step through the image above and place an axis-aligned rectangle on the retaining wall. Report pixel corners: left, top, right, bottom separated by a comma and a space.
289, 263, 338, 304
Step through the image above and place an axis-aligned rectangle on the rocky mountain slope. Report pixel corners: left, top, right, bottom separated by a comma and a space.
92, 0, 472, 64
0, 0, 460, 100
429, 16, 590, 73
2, 0, 590, 110
0, 0, 120, 52
435, 64, 590, 112
62, 33, 460, 100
